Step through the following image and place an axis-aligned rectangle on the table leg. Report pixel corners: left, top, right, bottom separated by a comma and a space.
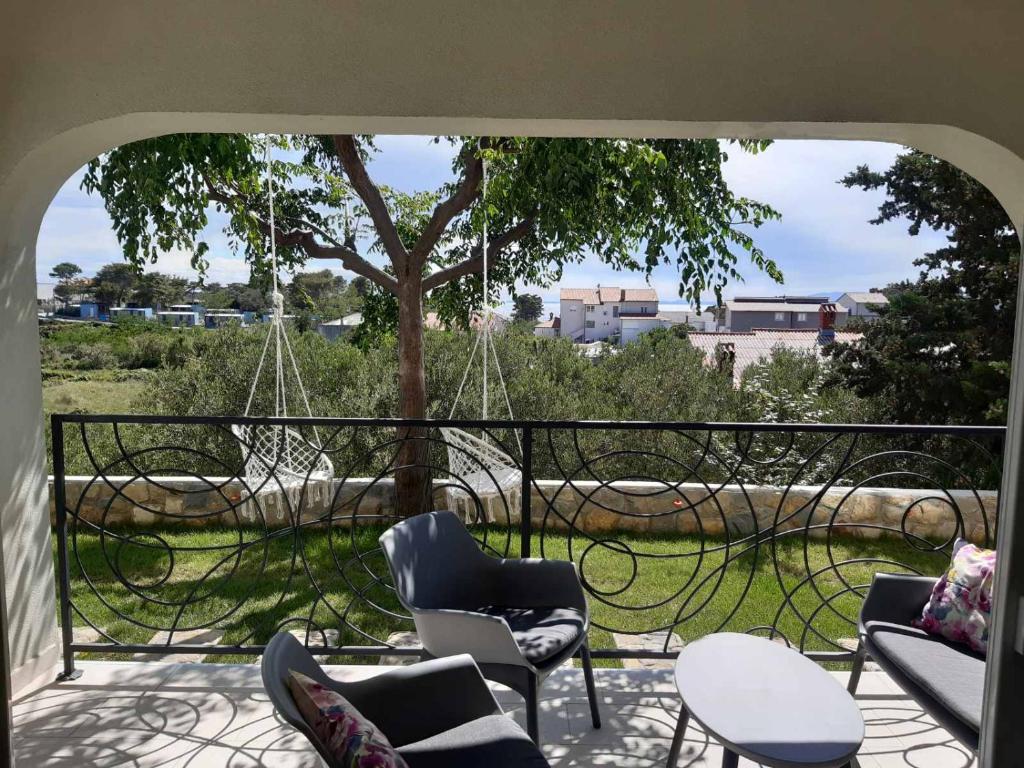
721, 749, 738, 768
665, 704, 690, 768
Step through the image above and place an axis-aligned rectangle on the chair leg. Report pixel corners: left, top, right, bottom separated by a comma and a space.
847, 641, 866, 695
580, 642, 601, 729
526, 672, 540, 744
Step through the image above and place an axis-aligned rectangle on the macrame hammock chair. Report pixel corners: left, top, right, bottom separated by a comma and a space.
442, 148, 523, 522
233, 138, 334, 521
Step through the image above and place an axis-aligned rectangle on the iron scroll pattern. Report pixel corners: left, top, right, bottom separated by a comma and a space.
52, 415, 1002, 674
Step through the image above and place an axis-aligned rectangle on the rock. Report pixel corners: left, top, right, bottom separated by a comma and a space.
379, 631, 421, 666
288, 628, 340, 663
611, 631, 684, 669
134, 627, 225, 663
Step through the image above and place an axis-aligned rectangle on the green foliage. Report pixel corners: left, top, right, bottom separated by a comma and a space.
91, 262, 139, 305
39, 319, 198, 371
740, 347, 871, 425
199, 282, 269, 313
286, 270, 362, 320
829, 151, 1020, 425
83, 134, 781, 323
49, 262, 82, 281
132, 272, 189, 309
511, 293, 544, 323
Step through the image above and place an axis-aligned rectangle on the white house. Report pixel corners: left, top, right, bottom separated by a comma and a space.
837, 291, 889, 320
534, 315, 560, 338
549, 286, 659, 343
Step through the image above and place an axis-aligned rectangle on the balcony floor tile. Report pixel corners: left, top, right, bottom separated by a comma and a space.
13, 663, 977, 768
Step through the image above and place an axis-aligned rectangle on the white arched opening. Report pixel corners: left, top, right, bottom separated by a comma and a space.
4, 114, 1024, 766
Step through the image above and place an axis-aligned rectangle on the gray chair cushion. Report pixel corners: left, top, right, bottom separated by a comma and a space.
398, 714, 548, 767
865, 620, 985, 731
476, 606, 586, 663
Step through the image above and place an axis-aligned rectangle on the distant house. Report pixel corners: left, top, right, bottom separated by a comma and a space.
157, 309, 202, 327
534, 315, 560, 338
534, 287, 713, 344
317, 312, 363, 342
204, 311, 245, 329
109, 306, 154, 321
550, 286, 659, 343
424, 311, 509, 333
687, 328, 863, 386
837, 291, 888, 320
724, 296, 848, 332
654, 309, 715, 332
76, 301, 109, 321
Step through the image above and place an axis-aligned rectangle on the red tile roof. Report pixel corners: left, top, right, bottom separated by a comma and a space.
559, 286, 658, 303
686, 328, 862, 385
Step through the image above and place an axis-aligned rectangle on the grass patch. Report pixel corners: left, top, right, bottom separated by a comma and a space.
43, 374, 149, 415
55, 525, 948, 667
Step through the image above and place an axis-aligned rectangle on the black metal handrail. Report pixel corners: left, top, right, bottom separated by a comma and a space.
51, 413, 1004, 678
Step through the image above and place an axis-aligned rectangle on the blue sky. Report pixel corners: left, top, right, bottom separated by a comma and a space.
36, 138, 947, 309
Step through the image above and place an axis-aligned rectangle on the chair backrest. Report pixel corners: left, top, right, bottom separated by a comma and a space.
261, 632, 341, 767
379, 510, 492, 611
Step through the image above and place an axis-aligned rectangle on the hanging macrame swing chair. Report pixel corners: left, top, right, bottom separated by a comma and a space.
442, 148, 522, 523
233, 137, 333, 521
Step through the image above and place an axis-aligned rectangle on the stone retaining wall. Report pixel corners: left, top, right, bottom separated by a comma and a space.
48, 476, 996, 544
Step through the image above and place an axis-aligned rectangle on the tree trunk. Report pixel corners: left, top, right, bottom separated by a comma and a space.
394, 276, 432, 516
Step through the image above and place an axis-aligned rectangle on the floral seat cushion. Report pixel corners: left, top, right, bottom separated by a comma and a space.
287, 669, 409, 768
914, 539, 996, 654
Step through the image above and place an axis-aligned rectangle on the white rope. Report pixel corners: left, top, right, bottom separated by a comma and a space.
448, 329, 483, 420
234, 135, 333, 494
489, 335, 522, 453
481, 146, 489, 421
244, 322, 275, 417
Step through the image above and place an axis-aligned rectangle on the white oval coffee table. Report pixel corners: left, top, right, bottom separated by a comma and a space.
666, 632, 864, 768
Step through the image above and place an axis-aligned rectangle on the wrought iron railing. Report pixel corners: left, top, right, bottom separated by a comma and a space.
51, 414, 1004, 678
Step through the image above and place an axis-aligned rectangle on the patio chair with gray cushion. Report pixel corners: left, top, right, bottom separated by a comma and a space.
379, 510, 601, 744
261, 631, 550, 767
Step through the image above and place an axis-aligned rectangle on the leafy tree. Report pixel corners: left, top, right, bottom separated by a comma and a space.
49, 262, 82, 282
511, 293, 544, 323
83, 133, 780, 511
91, 263, 139, 306
49, 262, 83, 307
828, 151, 1019, 425
133, 272, 189, 309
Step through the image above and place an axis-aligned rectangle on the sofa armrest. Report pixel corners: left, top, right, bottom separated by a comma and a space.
333, 653, 502, 747
859, 572, 938, 633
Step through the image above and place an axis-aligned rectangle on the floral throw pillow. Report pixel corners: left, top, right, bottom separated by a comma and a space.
914, 539, 996, 655
287, 669, 409, 768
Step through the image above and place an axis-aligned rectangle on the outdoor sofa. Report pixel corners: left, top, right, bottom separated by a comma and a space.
850, 572, 984, 751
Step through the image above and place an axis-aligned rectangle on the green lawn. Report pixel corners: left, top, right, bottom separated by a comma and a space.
55, 525, 948, 668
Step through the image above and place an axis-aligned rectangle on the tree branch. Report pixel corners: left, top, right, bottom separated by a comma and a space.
411, 145, 483, 262
204, 175, 398, 294
421, 216, 535, 292
331, 135, 410, 272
